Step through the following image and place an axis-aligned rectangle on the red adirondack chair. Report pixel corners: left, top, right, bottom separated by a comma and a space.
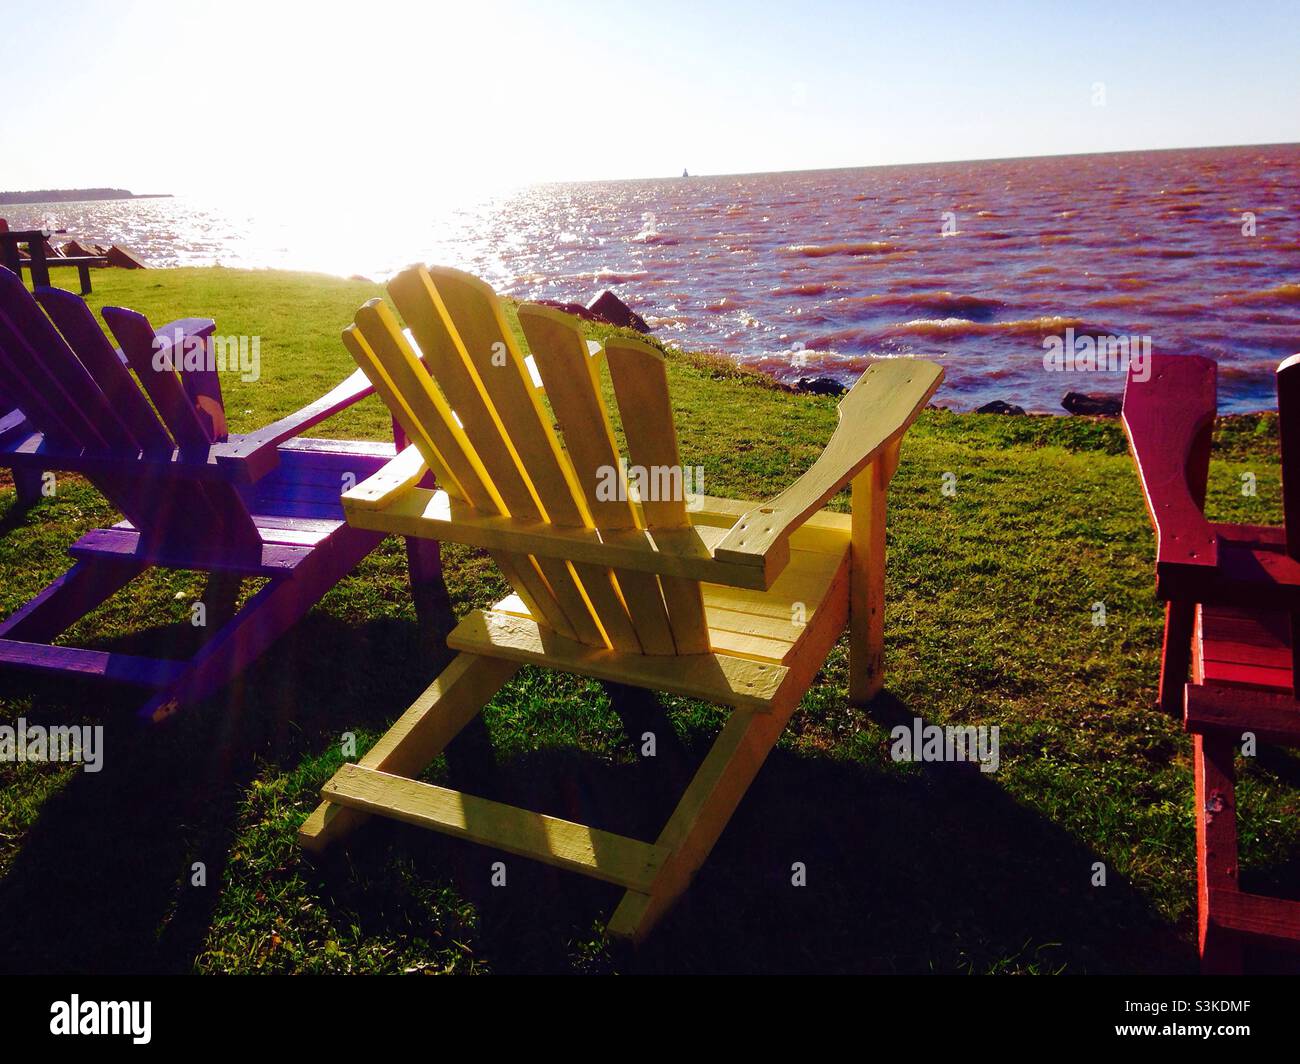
0, 265, 446, 722
1123, 352, 1300, 973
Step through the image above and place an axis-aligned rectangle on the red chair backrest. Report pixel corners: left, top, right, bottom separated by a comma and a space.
1277, 355, 1300, 561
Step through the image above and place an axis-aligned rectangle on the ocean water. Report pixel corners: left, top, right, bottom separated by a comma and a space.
6, 143, 1298, 412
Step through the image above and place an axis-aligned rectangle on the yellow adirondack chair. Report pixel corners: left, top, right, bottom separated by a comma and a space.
298, 266, 943, 941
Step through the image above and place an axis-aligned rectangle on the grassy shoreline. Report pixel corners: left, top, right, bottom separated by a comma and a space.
0, 267, 1295, 973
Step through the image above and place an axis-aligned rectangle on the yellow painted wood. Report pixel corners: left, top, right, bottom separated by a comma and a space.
353, 299, 503, 513
421, 268, 615, 647
604, 335, 688, 529
568, 562, 642, 652
426, 268, 589, 527
318, 270, 932, 941
343, 442, 428, 510
607, 706, 796, 940
686, 627, 792, 665
343, 485, 770, 588
604, 335, 710, 653
518, 303, 675, 654
447, 608, 788, 711
298, 653, 519, 852
340, 325, 462, 498
701, 544, 847, 620
713, 359, 942, 573
690, 495, 851, 557
389, 267, 545, 521
593, 534, 679, 655
658, 577, 710, 654
848, 441, 896, 704
607, 546, 849, 941
492, 546, 848, 668
500, 555, 582, 640
517, 304, 638, 531
494, 594, 795, 664
370, 271, 582, 641
323, 764, 668, 890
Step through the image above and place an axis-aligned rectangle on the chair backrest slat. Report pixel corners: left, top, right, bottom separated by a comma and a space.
342, 304, 583, 640
348, 299, 499, 510
0, 312, 84, 447
390, 269, 548, 522
424, 269, 587, 527
35, 285, 175, 454
0, 271, 261, 556
416, 269, 613, 648
1277, 354, 1300, 560
603, 336, 710, 653
343, 288, 594, 644
102, 306, 215, 454
166, 318, 228, 442
0, 267, 130, 453
517, 304, 682, 655
345, 266, 712, 655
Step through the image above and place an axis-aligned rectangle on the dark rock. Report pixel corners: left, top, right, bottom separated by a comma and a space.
533, 298, 601, 323
976, 399, 1026, 415
1062, 391, 1121, 416
797, 376, 847, 396
61, 240, 99, 257
586, 290, 651, 333
106, 244, 147, 269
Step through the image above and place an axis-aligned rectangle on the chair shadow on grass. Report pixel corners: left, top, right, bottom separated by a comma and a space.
304, 689, 1203, 975
2, 608, 1291, 974
0, 607, 453, 975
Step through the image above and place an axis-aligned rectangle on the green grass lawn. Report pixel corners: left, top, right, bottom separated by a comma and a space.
0, 267, 1296, 974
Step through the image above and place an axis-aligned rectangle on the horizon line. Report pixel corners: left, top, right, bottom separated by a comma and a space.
538, 139, 1300, 187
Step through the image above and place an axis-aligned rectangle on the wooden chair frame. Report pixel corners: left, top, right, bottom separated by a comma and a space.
0, 266, 443, 722
1123, 352, 1300, 972
300, 266, 942, 940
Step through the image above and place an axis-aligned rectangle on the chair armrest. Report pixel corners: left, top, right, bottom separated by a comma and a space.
342, 443, 429, 510
214, 366, 376, 481
1121, 354, 1219, 581
712, 359, 943, 578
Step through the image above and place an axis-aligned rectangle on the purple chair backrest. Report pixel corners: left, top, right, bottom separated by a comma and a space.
0, 266, 261, 555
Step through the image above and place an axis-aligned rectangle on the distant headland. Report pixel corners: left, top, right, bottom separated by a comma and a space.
0, 188, 172, 205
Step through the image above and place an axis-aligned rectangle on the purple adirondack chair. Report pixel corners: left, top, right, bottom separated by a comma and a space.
0, 385, 41, 507
0, 265, 448, 722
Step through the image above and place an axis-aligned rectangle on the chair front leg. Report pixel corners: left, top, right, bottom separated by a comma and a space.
12, 467, 42, 509
298, 653, 519, 853
1194, 732, 1243, 974
848, 440, 899, 706
1160, 600, 1196, 716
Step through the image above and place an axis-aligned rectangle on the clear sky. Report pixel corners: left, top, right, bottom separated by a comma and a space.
1, 0, 1297, 199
